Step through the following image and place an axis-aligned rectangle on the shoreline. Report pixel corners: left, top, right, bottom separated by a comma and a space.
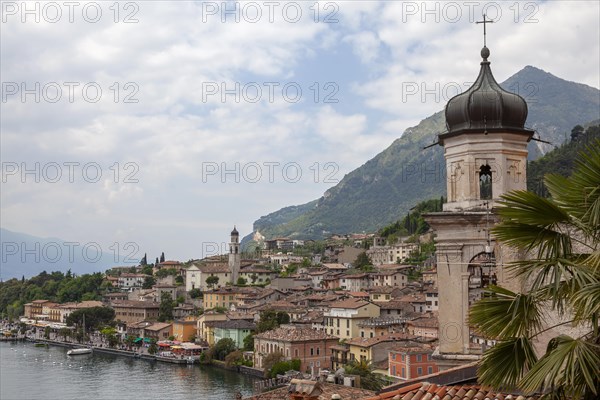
21, 337, 264, 375
25, 337, 191, 363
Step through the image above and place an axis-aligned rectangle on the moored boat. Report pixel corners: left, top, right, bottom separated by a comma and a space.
67, 347, 92, 355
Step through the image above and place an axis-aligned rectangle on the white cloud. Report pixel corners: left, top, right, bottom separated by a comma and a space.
1, 1, 598, 271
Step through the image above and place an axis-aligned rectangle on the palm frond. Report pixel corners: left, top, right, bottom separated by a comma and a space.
519, 335, 600, 398
547, 140, 600, 234
478, 337, 538, 389
470, 286, 543, 338
493, 191, 572, 259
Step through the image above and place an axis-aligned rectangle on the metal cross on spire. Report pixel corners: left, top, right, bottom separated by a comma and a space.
476, 14, 494, 47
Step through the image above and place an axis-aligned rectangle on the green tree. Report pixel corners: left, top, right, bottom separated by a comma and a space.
261, 351, 284, 377
213, 338, 237, 361
175, 275, 184, 285
250, 274, 258, 284
225, 350, 244, 367
125, 335, 135, 350
142, 276, 156, 289
156, 268, 177, 278
269, 359, 301, 378
206, 275, 219, 289
257, 310, 290, 333
188, 289, 202, 299
353, 252, 372, 270
160, 252, 165, 263
66, 307, 115, 332
236, 277, 247, 286
243, 333, 254, 351
158, 292, 174, 322
344, 359, 386, 391
147, 339, 158, 355
58, 327, 71, 342
140, 253, 147, 265
470, 142, 600, 399
141, 264, 153, 276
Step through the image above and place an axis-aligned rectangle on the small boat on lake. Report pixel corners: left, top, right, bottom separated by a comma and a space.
67, 347, 92, 356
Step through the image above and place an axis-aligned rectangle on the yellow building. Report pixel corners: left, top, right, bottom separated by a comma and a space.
173, 318, 198, 342
347, 333, 413, 366
196, 312, 227, 345
203, 287, 251, 310
323, 298, 380, 340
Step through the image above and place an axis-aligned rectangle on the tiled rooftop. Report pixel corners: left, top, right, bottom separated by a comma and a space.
346, 333, 415, 348
329, 298, 374, 309
254, 325, 337, 342
244, 380, 375, 400
362, 382, 540, 400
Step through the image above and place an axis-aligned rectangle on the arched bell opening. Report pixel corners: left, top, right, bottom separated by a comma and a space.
467, 250, 496, 305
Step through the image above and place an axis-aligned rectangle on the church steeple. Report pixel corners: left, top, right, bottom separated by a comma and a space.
438, 41, 534, 211
228, 226, 240, 283
425, 23, 533, 357
443, 45, 530, 138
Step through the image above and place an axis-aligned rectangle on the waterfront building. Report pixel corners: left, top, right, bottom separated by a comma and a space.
212, 319, 256, 348
253, 325, 338, 374
196, 311, 227, 345
23, 299, 50, 319
172, 318, 198, 342
112, 300, 160, 325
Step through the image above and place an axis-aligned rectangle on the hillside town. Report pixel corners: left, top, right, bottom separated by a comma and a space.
14, 227, 446, 385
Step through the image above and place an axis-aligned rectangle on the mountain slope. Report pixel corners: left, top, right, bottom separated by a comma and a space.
248, 66, 600, 241
0, 228, 133, 279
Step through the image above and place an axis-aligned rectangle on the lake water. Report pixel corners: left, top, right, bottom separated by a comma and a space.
0, 342, 256, 400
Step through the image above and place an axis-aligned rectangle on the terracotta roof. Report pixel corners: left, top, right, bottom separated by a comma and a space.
349, 291, 370, 298
408, 317, 439, 328
362, 382, 540, 400
59, 301, 104, 309
346, 333, 416, 348
369, 286, 398, 294
329, 298, 375, 309
158, 260, 181, 265
254, 325, 337, 342
197, 263, 230, 273
144, 322, 172, 332
244, 381, 375, 400
399, 293, 427, 303
376, 300, 414, 311
111, 300, 160, 309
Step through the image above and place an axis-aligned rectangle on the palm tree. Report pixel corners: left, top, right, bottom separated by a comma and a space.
344, 359, 387, 391
470, 141, 600, 399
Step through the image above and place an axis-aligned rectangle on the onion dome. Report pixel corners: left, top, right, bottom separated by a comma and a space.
231, 226, 239, 236
443, 47, 530, 136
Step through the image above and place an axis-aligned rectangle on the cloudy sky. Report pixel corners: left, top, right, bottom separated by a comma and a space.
1, 0, 599, 268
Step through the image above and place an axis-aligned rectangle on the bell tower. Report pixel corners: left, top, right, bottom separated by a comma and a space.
425, 19, 534, 358
229, 226, 241, 284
